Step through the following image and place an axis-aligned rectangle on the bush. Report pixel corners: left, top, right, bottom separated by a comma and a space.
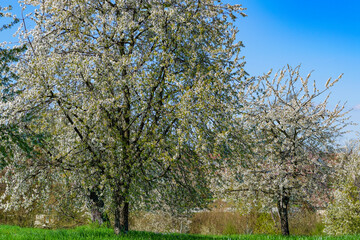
324, 187, 360, 235
289, 208, 324, 236
323, 143, 360, 235
0, 184, 88, 228
0, 207, 39, 227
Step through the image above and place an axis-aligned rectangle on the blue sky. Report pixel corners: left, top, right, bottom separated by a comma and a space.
2, 0, 360, 143
226, 0, 360, 144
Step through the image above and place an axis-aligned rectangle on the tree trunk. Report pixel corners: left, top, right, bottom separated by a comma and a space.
114, 199, 129, 234
277, 195, 290, 236
89, 190, 108, 225
90, 206, 103, 225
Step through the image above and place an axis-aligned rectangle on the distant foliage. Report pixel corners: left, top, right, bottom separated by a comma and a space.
324, 188, 360, 235
324, 143, 360, 235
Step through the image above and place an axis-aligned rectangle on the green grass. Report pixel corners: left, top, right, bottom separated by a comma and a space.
0, 225, 358, 240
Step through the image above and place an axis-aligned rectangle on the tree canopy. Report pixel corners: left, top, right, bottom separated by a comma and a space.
0, 0, 246, 234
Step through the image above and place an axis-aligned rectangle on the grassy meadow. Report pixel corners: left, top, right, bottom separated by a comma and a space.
0, 225, 359, 240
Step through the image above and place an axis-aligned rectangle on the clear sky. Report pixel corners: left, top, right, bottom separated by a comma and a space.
225, 0, 360, 144
2, 0, 360, 144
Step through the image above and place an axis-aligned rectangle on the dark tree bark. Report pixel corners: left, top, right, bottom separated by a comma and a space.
277, 195, 290, 236
113, 182, 130, 235
121, 201, 129, 232
114, 198, 129, 234
90, 206, 103, 225
89, 190, 108, 225
112, 67, 131, 235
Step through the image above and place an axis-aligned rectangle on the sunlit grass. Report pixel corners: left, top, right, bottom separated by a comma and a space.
0, 225, 359, 240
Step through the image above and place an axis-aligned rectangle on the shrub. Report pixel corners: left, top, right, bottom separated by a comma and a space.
324, 187, 360, 235
289, 208, 324, 235
323, 143, 360, 235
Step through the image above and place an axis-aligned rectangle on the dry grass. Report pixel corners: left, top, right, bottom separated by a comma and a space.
130, 211, 190, 233
189, 210, 277, 235
189, 201, 324, 236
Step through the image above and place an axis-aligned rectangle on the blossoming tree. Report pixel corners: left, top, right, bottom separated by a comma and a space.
0, 0, 246, 234
228, 66, 348, 235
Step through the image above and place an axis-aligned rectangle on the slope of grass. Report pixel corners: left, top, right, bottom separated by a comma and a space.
0, 225, 359, 240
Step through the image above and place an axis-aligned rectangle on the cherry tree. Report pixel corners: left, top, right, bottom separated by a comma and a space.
0, 0, 246, 233
227, 66, 348, 235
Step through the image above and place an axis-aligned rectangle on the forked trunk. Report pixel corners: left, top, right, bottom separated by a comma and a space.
277, 195, 290, 236
114, 200, 129, 234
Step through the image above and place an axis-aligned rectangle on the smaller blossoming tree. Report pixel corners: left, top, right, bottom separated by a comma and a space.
228, 66, 348, 235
